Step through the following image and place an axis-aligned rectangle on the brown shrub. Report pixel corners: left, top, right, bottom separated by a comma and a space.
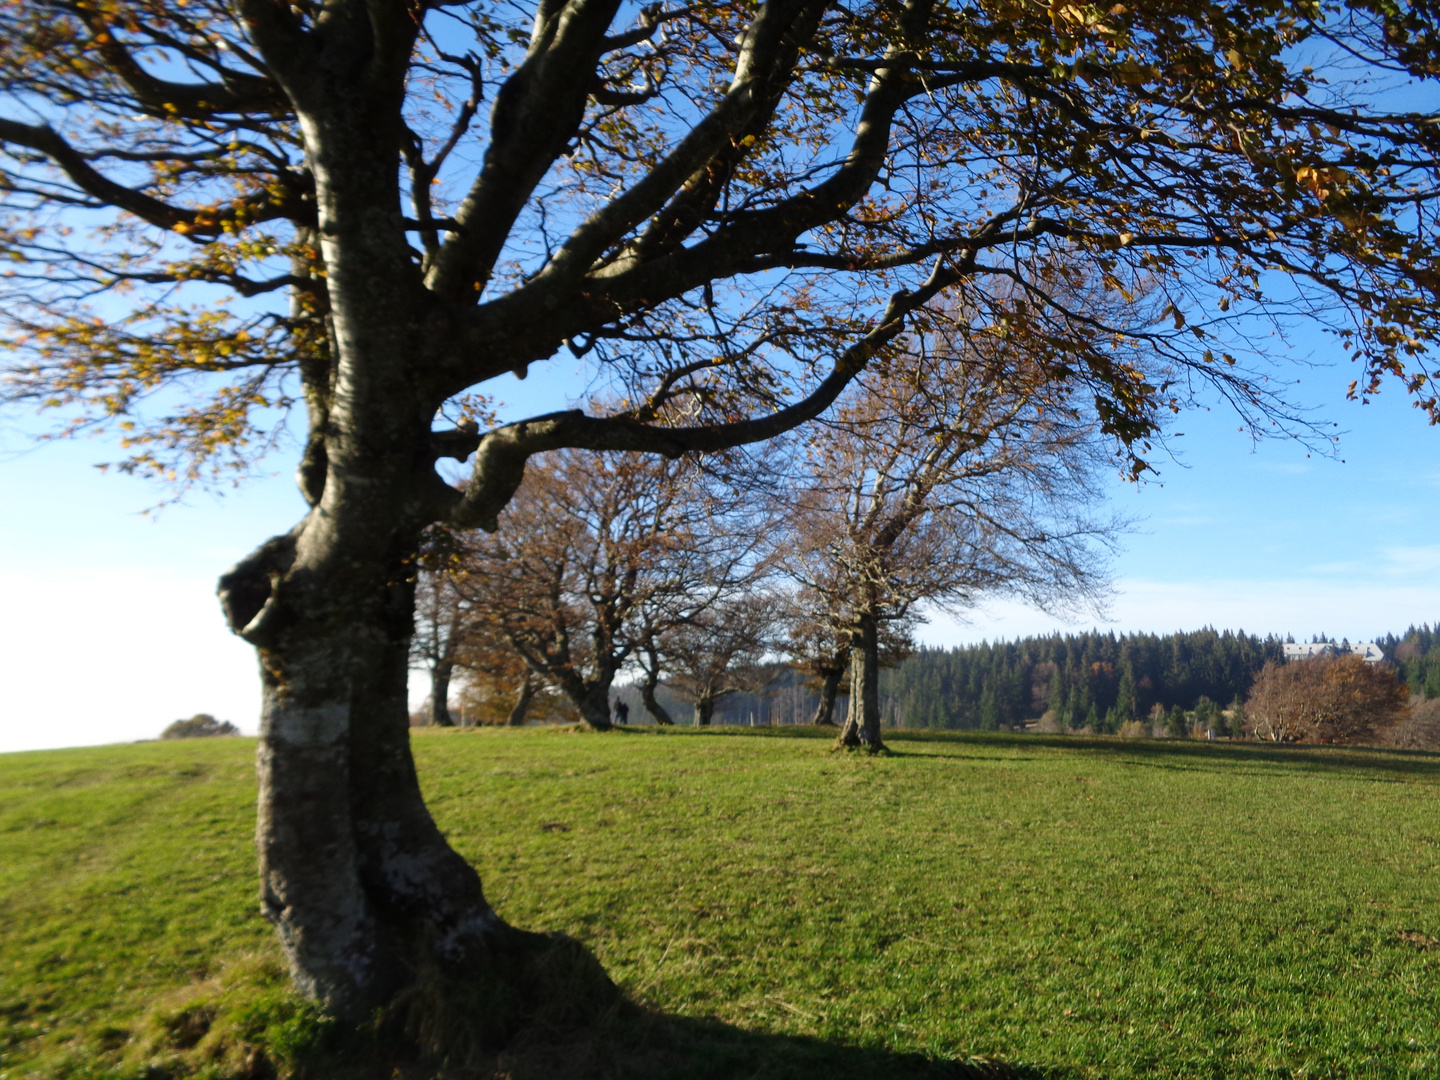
1380, 695, 1440, 751
1245, 654, 1408, 744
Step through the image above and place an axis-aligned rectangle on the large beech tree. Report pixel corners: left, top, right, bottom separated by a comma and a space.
4, 0, 1440, 1019
783, 314, 1119, 750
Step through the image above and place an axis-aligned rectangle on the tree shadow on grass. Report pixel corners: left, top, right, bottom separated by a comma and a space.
470, 1005, 1062, 1080
610, 724, 1440, 781
133, 950, 1063, 1080
890, 728, 1440, 782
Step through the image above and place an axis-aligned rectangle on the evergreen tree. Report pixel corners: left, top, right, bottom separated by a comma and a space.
979, 687, 1002, 731
1166, 705, 1188, 739
1114, 667, 1138, 725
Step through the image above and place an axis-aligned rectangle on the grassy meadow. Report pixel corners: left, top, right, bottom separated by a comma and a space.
3, 726, 1440, 1078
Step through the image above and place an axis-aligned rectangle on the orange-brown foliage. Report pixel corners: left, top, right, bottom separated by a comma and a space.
1245, 654, 1408, 744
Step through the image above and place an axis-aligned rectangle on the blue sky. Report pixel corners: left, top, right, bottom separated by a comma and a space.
1, 338, 1437, 753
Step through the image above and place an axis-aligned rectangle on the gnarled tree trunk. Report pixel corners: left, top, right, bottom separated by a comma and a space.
639, 657, 675, 725
427, 653, 456, 727
215, 98, 516, 1015
811, 664, 845, 726
693, 697, 716, 726
837, 614, 884, 750
224, 517, 507, 1018
507, 672, 537, 726
546, 669, 615, 730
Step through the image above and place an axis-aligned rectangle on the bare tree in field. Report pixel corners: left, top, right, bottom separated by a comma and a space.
629, 460, 778, 725
785, 612, 853, 727
5, 0, 1440, 1023
410, 553, 473, 728
785, 308, 1121, 751
460, 447, 768, 729
783, 592, 915, 726
1246, 654, 1408, 744
659, 592, 783, 725
446, 609, 568, 727
451, 641, 575, 726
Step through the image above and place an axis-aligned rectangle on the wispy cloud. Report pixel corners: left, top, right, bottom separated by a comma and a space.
1380, 545, 1440, 575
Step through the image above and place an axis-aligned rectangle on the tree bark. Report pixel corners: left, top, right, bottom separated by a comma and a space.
428, 656, 456, 727
216, 93, 514, 1010
227, 523, 508, 1020
811, 665, 844, 726
548, 672, 615, 730
507, 672, 537, 726
640, 664, 675, 725
837, 615, 884, 750
694, 697, 715, 726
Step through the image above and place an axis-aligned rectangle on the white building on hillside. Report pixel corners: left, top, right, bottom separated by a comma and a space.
1282, 642, 1386, 664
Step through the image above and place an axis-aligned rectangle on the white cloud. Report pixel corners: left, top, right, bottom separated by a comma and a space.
0, 566, 441, 754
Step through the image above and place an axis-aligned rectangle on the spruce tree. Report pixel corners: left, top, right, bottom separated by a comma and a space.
1166, 706, 1189, 739
1114, 668, 1138, 726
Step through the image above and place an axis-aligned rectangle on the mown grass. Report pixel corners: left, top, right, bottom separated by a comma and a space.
3, 727, 1440, 1078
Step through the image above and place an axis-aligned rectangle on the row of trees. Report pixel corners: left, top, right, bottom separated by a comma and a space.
1378, 626, 1440, 700
414, 313, 1125, 749
873, 628, 1285, 732
423, 490, 1434, 740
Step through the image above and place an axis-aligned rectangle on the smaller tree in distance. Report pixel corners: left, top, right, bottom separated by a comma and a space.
782, 589, 915, 727
161, 714, 239, 740
661, 593, 782, 726
781, 294, 1123, 751
460, 445, 770, 729
410, 552, 474, 728
1246, 655, 1408, 744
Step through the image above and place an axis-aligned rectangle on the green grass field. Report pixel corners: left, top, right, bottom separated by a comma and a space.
3, 727, 1440, 1078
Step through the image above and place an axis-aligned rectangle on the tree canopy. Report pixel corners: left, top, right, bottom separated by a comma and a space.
5, 0, 1440, 486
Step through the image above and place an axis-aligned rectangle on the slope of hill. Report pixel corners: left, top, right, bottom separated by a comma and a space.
3, 728, 1440, 1078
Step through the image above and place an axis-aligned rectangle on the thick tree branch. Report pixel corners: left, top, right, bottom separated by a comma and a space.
77, 13, 289, 118
424, 0, 629, 300
0, 118, 298, 235
444, 261, 956, 531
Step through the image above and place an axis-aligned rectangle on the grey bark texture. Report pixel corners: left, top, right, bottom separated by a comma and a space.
428, 657, 456, 727
837, 614, 884, 749
694, 698, 716, 727
641, 677, 675, 726
810, 665, 845, 726
507, 673, 537, 726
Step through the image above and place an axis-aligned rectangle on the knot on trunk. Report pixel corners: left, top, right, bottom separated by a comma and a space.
218, 530, 299, 645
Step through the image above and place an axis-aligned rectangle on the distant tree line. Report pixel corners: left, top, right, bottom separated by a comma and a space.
407, 382, 1435, 742
616, 624, 1439, 733
1378, 625, 1440, 700
873, 628, 1283, 732
445, 621, 1438, 736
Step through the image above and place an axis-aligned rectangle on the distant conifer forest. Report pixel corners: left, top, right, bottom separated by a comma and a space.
622, 624, 1440, 730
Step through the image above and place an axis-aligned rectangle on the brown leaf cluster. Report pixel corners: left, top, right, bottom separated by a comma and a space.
1245, 654, 1408, 745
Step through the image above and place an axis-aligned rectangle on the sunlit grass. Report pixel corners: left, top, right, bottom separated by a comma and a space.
3, 727, 1439, 1077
